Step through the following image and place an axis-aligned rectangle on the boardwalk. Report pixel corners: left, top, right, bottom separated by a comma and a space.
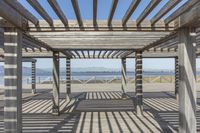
0, 83, 200, 133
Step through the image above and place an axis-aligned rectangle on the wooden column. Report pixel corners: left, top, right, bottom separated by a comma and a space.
52, 51, 60, 115
4, 29, 22, 133
175, 57, 179, 99
31, 61, 36, 94
178, 28, 196, 133
121, 58, 127, 98
66, 58, 71, 100
135, 51, 143, 116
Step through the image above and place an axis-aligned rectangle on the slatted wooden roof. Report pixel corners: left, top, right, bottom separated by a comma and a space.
0, 0, 200, 59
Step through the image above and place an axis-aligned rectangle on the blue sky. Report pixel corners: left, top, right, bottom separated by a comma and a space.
16, 0, 191, 70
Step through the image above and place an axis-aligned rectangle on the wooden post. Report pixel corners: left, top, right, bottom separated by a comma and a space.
121, 58, 127, 98
175, 57, 179, 99
135, 51, 143, 116
4, 28, 22, 133
178, 28, 196, 133
52, 51, 60, 115
31, 61, 36, 94
66, 58, 71, 100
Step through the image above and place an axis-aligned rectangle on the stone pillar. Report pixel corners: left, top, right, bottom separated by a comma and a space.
66, 58, 71, 100
31, 61, 36, 94
135, 51, 143, 116
178, 28, 196, 133
121, 58, 127, 98
4, 29, 22, 133
175, 57, 179, 99
52, 51, 60, 115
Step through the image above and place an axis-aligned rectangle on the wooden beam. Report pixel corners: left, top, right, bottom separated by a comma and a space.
178, 28, 196, 133
27, 0, 53, 26
175, 2, 200, 28
136, 0, 161, 26
4, 0, 39, 26
93, 0, 98, 26
0, 0, 27, 30
102, 51, 108, 58
108, 0, 118, 26
151, 0, 181, 25
93, 50, 96, 58
71, 0, 83, 27
141, 32, 177, 51
74, 50, 81, 58
98, 50, 102, 58
122, 0, 141, 26
47, 0, 68, 27
165, 0, 200, 24
81, 51, 86, 58
107, 50, 113, 58
52, 51, 60, 115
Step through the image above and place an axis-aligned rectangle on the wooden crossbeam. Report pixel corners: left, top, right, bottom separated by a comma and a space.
74, 50, 81, 58
122, 0, 141, 26
81, 51, 85, 58
27, 0, 53, 26
23, 34, 53, 51
71, 0, 83, 27
47, 0, 68, 27
107, 50, 113, 58
87, 50, 90, 58
116, 51, 125, 58
93, 50, 96, 58
0, 0, 27, 30
102, 51, 108, 58
165, 0, 200, 24
61, 51, 72, 58
136, 0, 161, 26
141, 32, 177, 51
121, 51, 134, 58
98, 51, 102, 58
4, 0, 39, 26
151, 0, 182, 25
93, 0, 98, 26
108, 0, 118, 26
111, 50, 120, 58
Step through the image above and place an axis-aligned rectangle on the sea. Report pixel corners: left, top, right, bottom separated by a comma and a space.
0, 71, 175, 84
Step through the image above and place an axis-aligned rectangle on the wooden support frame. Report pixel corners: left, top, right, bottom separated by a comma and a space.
4, 28, 23, 133
178, 28, 196, 133
27, 0, 53, 26
71, 0, 83, 27
108, 0, 118, 26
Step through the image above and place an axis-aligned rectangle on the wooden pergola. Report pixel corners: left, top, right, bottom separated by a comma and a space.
0, 0, 200, 132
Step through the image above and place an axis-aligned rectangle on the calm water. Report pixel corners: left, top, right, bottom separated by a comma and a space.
0, 71, 175, 84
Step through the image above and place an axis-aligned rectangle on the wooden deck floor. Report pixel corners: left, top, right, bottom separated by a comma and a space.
0, 85, 200, 133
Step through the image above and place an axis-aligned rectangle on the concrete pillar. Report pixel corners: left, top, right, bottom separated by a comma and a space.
66, 58, 71, 100
4, 29, 22, 133
121, 58, 127, 98
135, 51, 143, 116
52, 51, 60, 115
175, 57, 179, 99
178, 28, 196, 133
31, 61, 36, 94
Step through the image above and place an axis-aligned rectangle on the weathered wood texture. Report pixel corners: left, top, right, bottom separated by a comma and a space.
121, 58, 127, 98
178, 28, 196, 133
135, 51, 143, 116
52, 51, 60, 115
4, 29, 22, 133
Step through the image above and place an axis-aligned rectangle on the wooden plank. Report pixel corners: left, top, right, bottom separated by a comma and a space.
165, 0, 200, 24
93, 0, 98, 26
47, 0, 68, 27
27, 0, 53, 26
108, 0, 118, 26
151, 0, 181, 25
0, 0, 27, 30
81, 51, 86, 58
4, 0, 39, 26
136, 0, 161, 26
122, 0, 141, 26
28, 20, 175, 31
71, 0, 83, 27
